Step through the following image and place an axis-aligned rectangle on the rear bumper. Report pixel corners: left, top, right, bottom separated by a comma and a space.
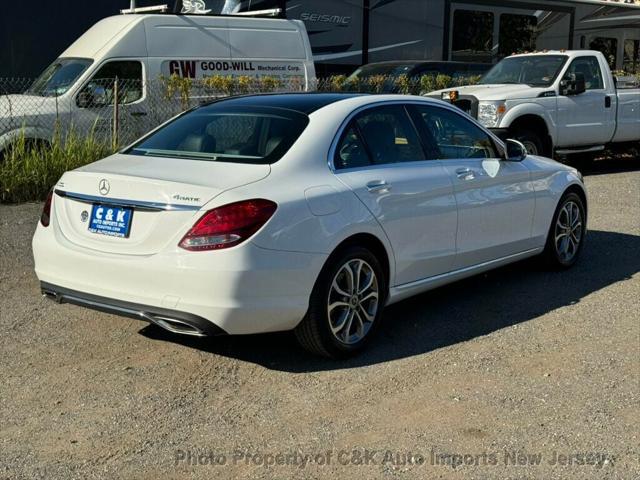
41, 282, 226, 336
33, 221, 328, 335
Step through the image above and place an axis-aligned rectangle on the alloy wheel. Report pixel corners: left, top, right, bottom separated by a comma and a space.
554, 200, 583, 263
327, 259, 379, 345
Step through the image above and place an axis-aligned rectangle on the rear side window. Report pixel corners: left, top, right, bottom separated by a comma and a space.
127, 106, 309, 165
335, 105, 425, 169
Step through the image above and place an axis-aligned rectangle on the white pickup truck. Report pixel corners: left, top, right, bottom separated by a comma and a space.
430, 50, 640, 159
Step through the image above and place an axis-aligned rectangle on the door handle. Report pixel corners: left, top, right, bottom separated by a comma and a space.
455, 168, 476, 181
604, 96, 612, 108
130, 111, 148, 117
366, 180, 391, 193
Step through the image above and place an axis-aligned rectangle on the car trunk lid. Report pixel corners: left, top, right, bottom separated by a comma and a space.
53, 153, 270, 255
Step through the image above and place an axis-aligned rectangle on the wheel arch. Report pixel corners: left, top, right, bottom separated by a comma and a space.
508, 114, 553, 156
563, 183, 588, 224
326, 232, 392, 299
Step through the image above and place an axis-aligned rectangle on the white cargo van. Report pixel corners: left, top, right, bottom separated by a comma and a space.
0, 13, 316, 153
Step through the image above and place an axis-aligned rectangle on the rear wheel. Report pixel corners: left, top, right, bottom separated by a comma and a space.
295, 246, 386, 358
542, 192, 586, 269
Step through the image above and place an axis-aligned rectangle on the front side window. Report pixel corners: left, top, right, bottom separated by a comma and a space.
28, 58, 93, 97
564, 56, 604, 90
77, 61, 143, 108
411, 105, 499, 160
127, 106, 309, 165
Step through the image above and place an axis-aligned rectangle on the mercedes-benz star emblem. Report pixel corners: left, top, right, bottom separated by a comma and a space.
80, 210, 89, 223
98, 179, 110, 196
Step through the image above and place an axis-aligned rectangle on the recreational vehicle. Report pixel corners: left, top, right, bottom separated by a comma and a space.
172, 0, 640, 75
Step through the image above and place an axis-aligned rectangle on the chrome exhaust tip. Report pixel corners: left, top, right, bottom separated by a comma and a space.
145, 314, 207, 337
42, 290, 62, 303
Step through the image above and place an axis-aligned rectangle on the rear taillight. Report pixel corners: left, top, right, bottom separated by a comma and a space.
40, 190, 53, 227
179, 199, 277, 251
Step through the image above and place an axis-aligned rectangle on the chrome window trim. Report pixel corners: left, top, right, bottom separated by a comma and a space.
327, 98, 506, 173
54, 189, 202, 212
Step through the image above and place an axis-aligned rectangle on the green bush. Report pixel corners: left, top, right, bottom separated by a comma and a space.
0, 127, 114, 203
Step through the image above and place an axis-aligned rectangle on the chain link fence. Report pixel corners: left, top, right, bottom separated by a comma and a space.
2, 70, 638, 154
0, 74, 493, 151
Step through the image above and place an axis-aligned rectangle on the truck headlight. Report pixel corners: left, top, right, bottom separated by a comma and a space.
478, 102, 507, 128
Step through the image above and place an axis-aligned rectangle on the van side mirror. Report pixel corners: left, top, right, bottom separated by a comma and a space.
560, 72, 586, 96
505, 139, 527, 161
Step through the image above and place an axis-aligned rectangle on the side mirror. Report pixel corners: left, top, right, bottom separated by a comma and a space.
560, 72, 586, 96
573, 72, 586, 95
76, 91, 91, 108
505, 139, 527, 161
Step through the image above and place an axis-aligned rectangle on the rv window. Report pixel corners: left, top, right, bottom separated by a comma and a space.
28, 58, 93, 97
499, 14, 538, 57
78, 61, 143, 108
590, 38, 618, 69
126, 106, 309, 165
452, 10, 494, 63
623, 40, 639, 73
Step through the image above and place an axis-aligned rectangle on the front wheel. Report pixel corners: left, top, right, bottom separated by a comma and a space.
295, 246, 386, 358
512, 129, 546, 157
542, 192, 586, 269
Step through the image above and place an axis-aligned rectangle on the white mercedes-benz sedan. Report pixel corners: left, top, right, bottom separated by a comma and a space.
33, 94, 587, 358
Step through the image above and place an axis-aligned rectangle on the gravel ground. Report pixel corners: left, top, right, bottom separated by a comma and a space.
1, 159, 639, 480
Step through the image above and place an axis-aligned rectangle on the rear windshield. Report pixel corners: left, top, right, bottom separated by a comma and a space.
126, 105, 309, 164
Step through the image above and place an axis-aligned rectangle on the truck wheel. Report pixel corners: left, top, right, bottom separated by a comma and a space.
512, 129, 545, 157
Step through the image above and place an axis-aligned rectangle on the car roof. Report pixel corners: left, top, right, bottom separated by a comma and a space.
206, 93, 367, 114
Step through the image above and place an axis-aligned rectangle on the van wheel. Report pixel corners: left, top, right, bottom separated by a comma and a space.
512, 129, 545, 157
295, 246, 386, 358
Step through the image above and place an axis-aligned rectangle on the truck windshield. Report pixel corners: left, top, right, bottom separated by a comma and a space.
480, 55, 567, 87
28, 58, 93, 97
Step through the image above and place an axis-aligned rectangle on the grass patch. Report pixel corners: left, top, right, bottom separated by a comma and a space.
0, 128, 114, 203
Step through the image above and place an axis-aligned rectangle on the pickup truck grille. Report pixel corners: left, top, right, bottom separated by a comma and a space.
425, 94, 479, 119
452, 96, 479, 119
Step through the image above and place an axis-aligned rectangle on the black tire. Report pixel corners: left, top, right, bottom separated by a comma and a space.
512, 129, 547, 157
295, 246, 387, 358
541, 192, 586, 269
